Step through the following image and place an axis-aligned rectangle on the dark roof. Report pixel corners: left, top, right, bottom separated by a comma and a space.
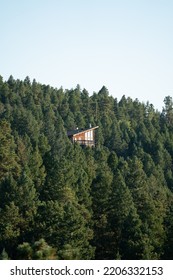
67, 126, 99, 137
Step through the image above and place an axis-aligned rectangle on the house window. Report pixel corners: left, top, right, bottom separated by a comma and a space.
85, 130, 93, 141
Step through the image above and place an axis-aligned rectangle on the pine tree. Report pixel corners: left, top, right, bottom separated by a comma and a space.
91, 151, 113, 259
0, 120, 20, 181
108, 171, 143, 259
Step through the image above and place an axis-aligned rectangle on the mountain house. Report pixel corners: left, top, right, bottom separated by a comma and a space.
67, 126, 99, 147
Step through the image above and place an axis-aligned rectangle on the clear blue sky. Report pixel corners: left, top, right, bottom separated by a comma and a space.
1, 0, 173, 111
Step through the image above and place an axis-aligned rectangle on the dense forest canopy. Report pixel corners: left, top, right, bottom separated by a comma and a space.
0, 75, 173, 260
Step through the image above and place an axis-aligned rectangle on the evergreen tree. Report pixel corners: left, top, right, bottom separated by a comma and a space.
0, 120, 20, 181
108, 171, 143, 259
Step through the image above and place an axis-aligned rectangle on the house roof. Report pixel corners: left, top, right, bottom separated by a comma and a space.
67, 126, 99, 137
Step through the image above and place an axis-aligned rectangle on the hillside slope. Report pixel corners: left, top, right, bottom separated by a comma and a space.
0, 75, 173, 260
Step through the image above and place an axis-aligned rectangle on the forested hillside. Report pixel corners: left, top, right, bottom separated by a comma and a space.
0, 75, 173, 260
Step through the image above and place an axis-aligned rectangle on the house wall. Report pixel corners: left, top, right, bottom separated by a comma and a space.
72, 130, 94, 141
73, 132, 85, 142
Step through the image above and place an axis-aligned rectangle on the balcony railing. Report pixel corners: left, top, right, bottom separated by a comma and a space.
73, 139, 95, 147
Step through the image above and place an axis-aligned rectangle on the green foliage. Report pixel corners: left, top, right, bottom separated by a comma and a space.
0, 248, 9, 260
17, 239, 57, 260
0, 120, 20, 180
0, 75, 173, 259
